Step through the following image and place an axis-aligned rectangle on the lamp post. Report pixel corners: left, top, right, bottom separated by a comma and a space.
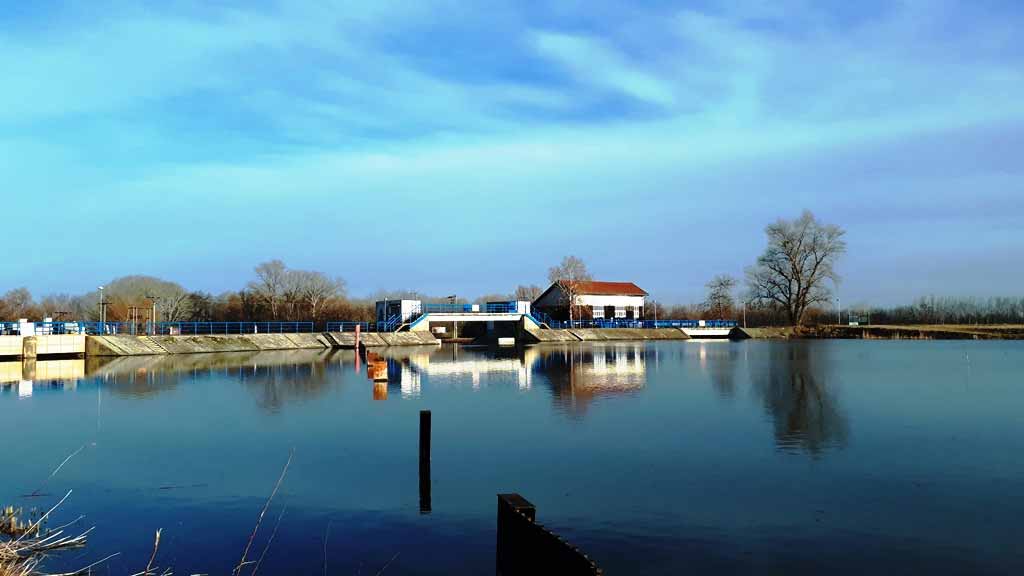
98, 286, 105, 332
836, 296, 841, 325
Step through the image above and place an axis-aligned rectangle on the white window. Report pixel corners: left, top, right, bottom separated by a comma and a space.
592, 306, 604, 318
615, 306, 626, 318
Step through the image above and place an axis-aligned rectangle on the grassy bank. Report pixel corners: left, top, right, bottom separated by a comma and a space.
741, 324, 1024, 340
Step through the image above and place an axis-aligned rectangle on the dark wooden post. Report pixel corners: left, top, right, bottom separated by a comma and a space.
496, 493, 602, 575
419, 410, 432, 513
496, 494, 536, 575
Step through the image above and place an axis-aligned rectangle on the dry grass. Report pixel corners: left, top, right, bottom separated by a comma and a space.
0, 492, 99, 576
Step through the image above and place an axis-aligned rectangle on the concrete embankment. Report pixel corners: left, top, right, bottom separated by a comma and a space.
86, 333, 335, 356
86, 331, 441, 356
522, 326, 690, 343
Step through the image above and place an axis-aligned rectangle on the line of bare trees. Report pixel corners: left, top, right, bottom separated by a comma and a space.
4, 221, 1021, 327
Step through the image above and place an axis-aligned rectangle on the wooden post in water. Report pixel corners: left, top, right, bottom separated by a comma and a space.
419, 410, 432, 513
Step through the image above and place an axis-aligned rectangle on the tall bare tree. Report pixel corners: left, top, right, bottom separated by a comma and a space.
746, 211, 846, 325
705, 274, 737, 319
249, 260, 288, 319
547, 255, 592, 323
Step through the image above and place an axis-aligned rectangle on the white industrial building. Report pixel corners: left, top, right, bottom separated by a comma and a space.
532, 281, 648, 321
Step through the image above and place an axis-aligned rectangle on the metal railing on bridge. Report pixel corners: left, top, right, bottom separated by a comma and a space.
15, 321, 316, 336
153, 322, 315, 335
422, 303, 475, 314
538, 319, 739, 330
326, 313, 405, 333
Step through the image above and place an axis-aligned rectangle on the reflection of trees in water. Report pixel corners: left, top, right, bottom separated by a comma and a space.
86, 350, 339, 410
240, 358, 336, 412
532, 344, 646, 418
86, 356, 184, 398
750, 345, 848, 455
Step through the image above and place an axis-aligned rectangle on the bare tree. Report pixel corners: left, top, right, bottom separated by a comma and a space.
514, 284, 543, 301
293, 270, 346, 321
1, 288, 35, 319
249, 260, 288, 319
705, 275, 737, 319
80, 276, 193, 322
746, 211, 846, 325
160, 287, 193, 322
547, 255, 592, 323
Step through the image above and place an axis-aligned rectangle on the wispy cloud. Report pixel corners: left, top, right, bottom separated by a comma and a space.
530, 31, 676, 108
2, 0, 1023, 301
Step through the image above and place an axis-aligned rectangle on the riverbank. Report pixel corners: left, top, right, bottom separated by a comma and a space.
739, 324, 1024, 340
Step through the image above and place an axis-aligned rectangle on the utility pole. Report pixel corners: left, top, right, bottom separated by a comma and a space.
836, 296, 841, 325
146, 294, 160, 335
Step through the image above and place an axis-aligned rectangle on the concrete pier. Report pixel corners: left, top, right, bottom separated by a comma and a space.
0, 334, 86, 359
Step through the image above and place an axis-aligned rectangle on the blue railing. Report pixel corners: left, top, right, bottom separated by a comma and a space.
540, 319, 739, 330
380, 313, 407, 331
78, 322, 133, 335
526, 310, 554, 327
326, 321, 374, 332
32, 321, 93, 335
422, 303, 474, 313
154, 322, 315, 335
0, 321, 20, 335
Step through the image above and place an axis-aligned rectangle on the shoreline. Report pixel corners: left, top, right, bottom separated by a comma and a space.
739, 324, 1024, 340
3, 324, 1022, 362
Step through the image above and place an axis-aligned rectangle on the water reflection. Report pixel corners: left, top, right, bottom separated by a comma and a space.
749, 344, 848, 454
695, 342, 741, 399
0, 358, 86, 396
378, 346, 533, 397
530, 343, 647, 417
4, 342, 848, 455
3, 350, 343, 412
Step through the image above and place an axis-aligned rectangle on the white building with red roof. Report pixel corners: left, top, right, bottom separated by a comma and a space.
532, 281, 648, 321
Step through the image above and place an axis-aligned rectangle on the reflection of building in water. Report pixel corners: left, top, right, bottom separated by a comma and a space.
0, 359, 86, 397
380, 348, 533, 398
533, 343, 647, 417
381, 344, 647, 407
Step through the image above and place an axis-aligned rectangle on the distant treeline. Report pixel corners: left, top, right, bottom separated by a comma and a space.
858, 296, 1024, 326
1, 260, 1021, 327
0, 261, 535, 325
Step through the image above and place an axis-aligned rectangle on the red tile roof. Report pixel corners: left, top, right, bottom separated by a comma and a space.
570, 281, 647, 296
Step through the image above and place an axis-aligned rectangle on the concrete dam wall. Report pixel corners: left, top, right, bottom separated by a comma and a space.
84, 332, 442, 357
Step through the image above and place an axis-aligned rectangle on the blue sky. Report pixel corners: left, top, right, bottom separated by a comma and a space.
3, 0, 1022, 305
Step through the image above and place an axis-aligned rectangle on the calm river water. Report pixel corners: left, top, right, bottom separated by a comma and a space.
2, 340, 1022, 574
